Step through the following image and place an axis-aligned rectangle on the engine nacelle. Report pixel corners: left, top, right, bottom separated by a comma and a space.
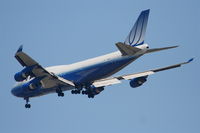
14, 66, 34, 82
129, 76, 147, 88
14, 71, 27, 82
22, 79, 43, 91
29, 82, 42, 90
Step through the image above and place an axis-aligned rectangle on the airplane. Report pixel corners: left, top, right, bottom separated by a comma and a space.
11, 9, 193, 108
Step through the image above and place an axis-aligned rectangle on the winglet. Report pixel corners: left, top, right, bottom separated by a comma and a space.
187, 58, 194, 63
17, 45, 23, 53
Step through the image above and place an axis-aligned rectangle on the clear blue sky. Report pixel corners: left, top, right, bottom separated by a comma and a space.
0, 0, 200, 133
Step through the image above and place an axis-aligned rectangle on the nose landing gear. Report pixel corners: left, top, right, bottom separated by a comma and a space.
24, 97, 31, 108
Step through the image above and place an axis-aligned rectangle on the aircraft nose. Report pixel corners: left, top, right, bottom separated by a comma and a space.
11, 86, 22, 97
11, 88, 16, 96
11, 85, 25, 97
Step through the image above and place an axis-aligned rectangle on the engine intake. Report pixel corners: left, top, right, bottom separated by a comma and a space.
29, 82, 42, 90
22, 78, 43, 91
14, 66, 34, 82
129, 76, 147, 88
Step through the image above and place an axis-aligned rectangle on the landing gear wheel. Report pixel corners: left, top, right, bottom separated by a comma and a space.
60, 92, 64, 97
71, 90, 81, 94
25, 104, 31, 108
82, 91, 85, 95
56, 88, 64, 97
77, 90, 81, 94
88, 94, 94, 98
58, 92, 64, 97
82, 91, 88, 95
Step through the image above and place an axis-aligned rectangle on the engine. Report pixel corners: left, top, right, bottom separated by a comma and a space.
14, 66, 34, 82
129, 76, 147, 88
29, 82, 42, 90
22, 79, 43, 90
14, 71, 27, 82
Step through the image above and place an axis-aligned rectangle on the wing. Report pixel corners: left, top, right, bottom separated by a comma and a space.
15, 45, 75, 89
92, 58, 194, 87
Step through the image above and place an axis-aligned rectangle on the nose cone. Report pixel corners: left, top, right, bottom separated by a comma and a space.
11, 88, 17, 96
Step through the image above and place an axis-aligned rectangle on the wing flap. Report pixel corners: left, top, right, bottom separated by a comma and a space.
122, 71, 154, 80
56, 75, 75, 87
93, 78, 121, 88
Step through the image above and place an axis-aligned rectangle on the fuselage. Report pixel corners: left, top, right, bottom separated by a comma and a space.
11, 44, 148, 98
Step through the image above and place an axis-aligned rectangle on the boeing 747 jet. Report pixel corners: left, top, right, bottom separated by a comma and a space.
11, 9, 193, 108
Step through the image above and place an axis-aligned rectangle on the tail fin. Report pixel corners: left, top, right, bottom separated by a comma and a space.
124, 9, 150, 47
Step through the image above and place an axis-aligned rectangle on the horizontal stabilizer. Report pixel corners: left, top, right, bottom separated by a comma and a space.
187, 58, 194, 63
145, 46, 178, 54
116, 42, 141, 55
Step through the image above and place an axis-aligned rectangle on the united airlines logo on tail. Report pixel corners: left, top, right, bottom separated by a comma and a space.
124, 9, 150, 47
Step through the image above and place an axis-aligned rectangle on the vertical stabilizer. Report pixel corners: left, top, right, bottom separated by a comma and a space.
124, 9, 150, 47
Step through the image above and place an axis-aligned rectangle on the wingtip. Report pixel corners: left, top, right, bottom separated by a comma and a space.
142, 9, 150, 14
146, 9, 150, 12
172, 45, 179, 48
142, 9, 150, 13
17, 45, 23, 53
187, 58, 194, 63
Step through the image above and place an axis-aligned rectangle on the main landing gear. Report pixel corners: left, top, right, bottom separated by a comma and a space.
56, 88, 64, 97
71, 89, 81, 94
82, 90, 94, 98
24, 97, 31, 108
71, 89, 95, 98
70, 84, 96, 98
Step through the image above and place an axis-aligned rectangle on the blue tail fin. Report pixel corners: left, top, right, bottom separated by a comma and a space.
124, 9, 150, 47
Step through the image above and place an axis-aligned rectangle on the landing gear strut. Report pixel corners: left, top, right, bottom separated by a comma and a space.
24, 97, 31, 108
56, 88, 64, 97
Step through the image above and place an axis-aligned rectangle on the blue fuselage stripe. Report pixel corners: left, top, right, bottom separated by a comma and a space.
59, 56, 137, 85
